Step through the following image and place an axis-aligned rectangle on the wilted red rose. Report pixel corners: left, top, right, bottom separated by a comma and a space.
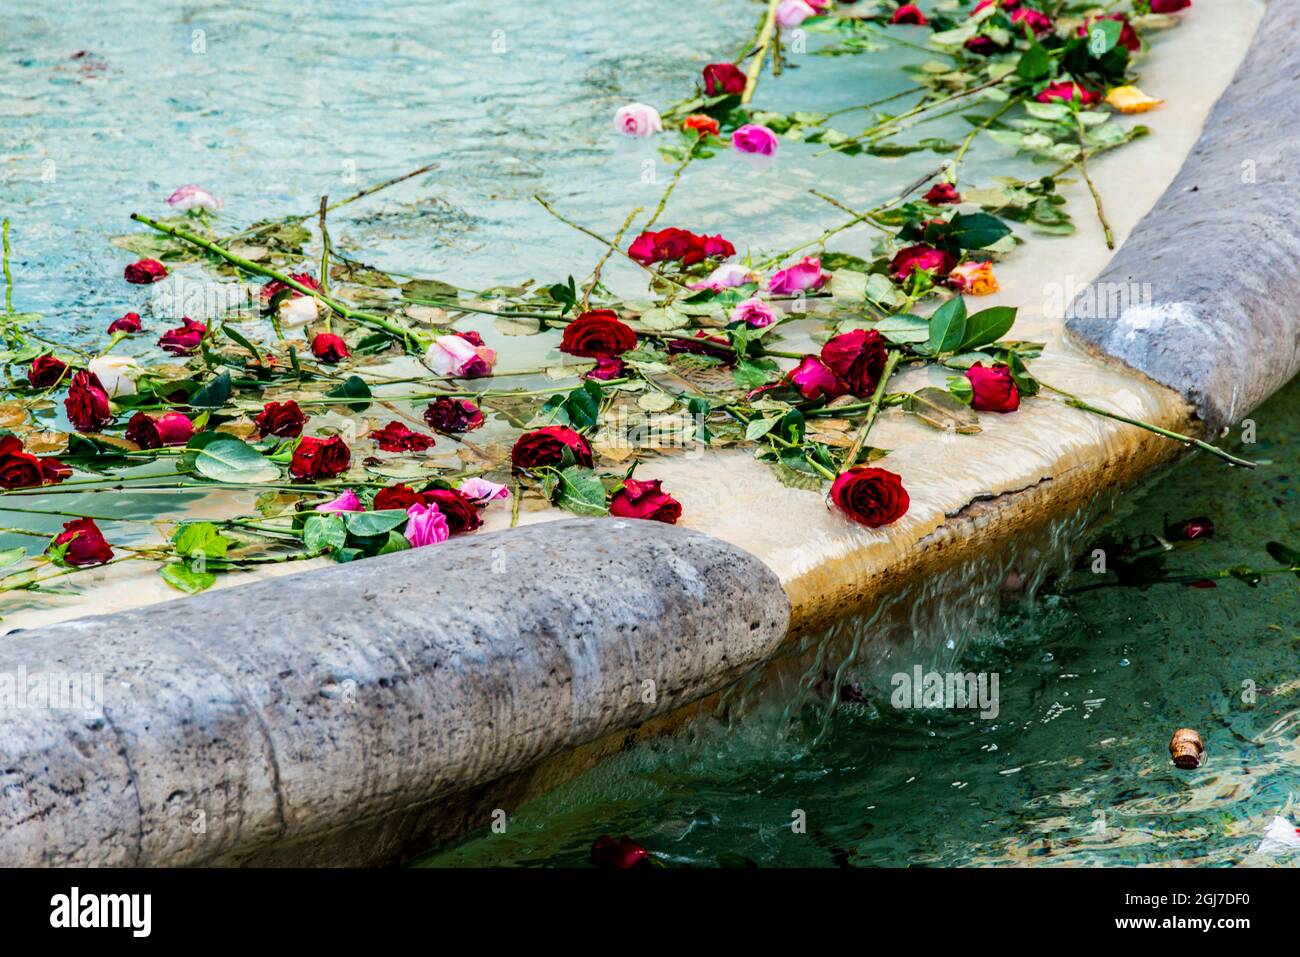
0, 435, 43, 489
373, 484, 425, 511
124, 258, 167, 284
683, 113, 720, 137
107, 312, 142, 334
371, 421, 435, 452
422, 487, 483, 534
27, 355, 69, 389
64, 370, 112, 432
157, 317, 207, 354
125, 411, 195, 449
702, 62, 746, 96
40, 456, 71, 485
964, 35, 1001, 56
890, 4, 927, 25
789, 354, 845, 401
560, 310, 638, 358
830, 467, 910, 528
510, 425, 593, 471
965, 362, 1020, 412
48, 517, 114, 566
255, 400, 307, 438
423, 397, 485, 434
890, 244, 956, 283
259, 272, 320, 300
590, 835, 651, 869
628, 227, 730, 267
1165, 516, 1214, 541
1080, 13, 1139, 52
585, 356, 626, 381
311, 333, 350, 364
610, 478, 681, 524
1150, 0, 1190, 11
923, 182, 962, 205
290, 435, 351, 479
821, 329, 887, 399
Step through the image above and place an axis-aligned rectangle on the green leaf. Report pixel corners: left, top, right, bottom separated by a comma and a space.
190, 371, 232, 409
733, 357, 779, 391
745, 416, 780, 441
343, 509, 409, 537
326, 375, 372, 413
1087, 18, 1123, 56
303, 513, 348, 553
1017, 42, 1052, 80
906, 387, 982, 434
171, 522, 230, 559
959, 305, 1017, 349
1265, 541, 1300, 572
550, 466, 608, 517
940, 212, 1012, 250
401, 278, 459, 302
160, 561, 217, 594
0, 546, 27, 570
193, 438, 281, 484
927, 296, 968, 354
873, 314, 931, 345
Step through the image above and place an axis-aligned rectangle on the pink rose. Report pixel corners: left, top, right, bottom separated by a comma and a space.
1036, 81, 1102, 106
731, 297, 776, 328
775, 0, 818, 28
613, 103, 663, 138
459, 477, 511, 506
789, 355, 844, 400
404, 502, 450, 548
425, 333, 497, 378
731, 123, 780, 156
166, 184, 222, 212
691, 263, 756, 291
768, 256, 827, 295
315, 489, 363, 513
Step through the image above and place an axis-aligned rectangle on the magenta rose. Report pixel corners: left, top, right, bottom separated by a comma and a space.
768, 256, 827, 295
789, 355, 845, 401
965, 362, 1020, 412
125, 411, 195, 449
731, 123, 779, 156
889, 244, 956, 283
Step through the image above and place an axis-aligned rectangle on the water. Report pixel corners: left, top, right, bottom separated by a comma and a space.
418, 378, 1299, 867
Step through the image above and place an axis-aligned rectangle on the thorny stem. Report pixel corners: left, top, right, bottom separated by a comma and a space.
533, 195, 692, 291
583, 205, 642, 309
2, 218, 12, 316
819, 76, 1011, 156
1073, 113, 1114, 249
841, 351, 902, 471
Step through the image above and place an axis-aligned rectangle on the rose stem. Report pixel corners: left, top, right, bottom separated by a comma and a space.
532, 196, 693, 291
741, 0, 782, 105
318, 195, 332, 333
2, 218, 12, 316
841, 351, 903, 471
129, 214, 422, 350
644, 139, 701, 231
818, 77, 1009, 156
582, 205, 643, 310
948, 95, 1021, 178
1073, 113, 1114, 249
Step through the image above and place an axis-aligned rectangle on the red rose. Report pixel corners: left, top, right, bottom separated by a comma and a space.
0, 435, 44, 489
683, 114, 720, 137
48, 517, 114, 566
628, 227, 714, 267
259, 272, 320, 300
559, 310, 638, 358
702, 62, 746, 96
890, 4, 927, 25
371, 421, 435, 452
255, 400, 307, 438
666, 331, 734, 362
789, 355, 845, 401
821, 329, 887, 399
1036, 81, 1102, 105
964, 35, 1001, 56
965, 362, 1020, 412
108, 312, 142, 334
923, 182, 962, 205
373, 484, 425, 511
1011, 7, 1053, 33
610, 478, 681, 524
890, 244, 956, 283
422, 487, 483, 534
1165, 516, 1213, 541
510, 425, 593, 471
701, 234, 735, 260
1080, 13, 1139, 53
124, 258, 167, 284
585, 356, 626, 381
27, 355, 69, 389
157, 317, 207, 354
590, 835, 651, 869
290, 435, 351, 479
311, 332, 350, 364
64, 370, 112, 432
423, 397, 485, 434
830, 467, 910, 528
125, 411, 194, 449
1150, 0, 1190, 11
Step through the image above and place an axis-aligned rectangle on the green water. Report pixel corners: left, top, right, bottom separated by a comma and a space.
419, 378, 1299, 868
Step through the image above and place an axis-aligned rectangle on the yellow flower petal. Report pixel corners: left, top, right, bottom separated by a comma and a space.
1106, 85, 1163, 114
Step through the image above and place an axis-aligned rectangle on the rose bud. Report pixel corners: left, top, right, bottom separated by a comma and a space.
289, 435, 351, 480
107, 312, 142, 334
891, 4, 927, 25
613, 102, 663, 138
890, 244, 956, 283
821, 329, 887, 399
1169, 728, 1205, 770
423, 397, 485, 434
789, 355, 845, 401
702, 62, 746, 96
123, 258, 167, 284
559, 310, 638, 358
965, 362, 1020, 413
1036, 81, 1102, 106
510, 425, 594, 471
255, 400, 307, 438
767, 256, 828, 295
422, 487, 483, 534
373, 484, 426, 511
124, 411, 194, 449
27, 355, 69, 389
403, 502, 450, 547
310, 332, 350, 364
590, 835, 651, 869
371, 421, 435, 453
1165, 517, 1214, 541
0, 435, 44, 489
48, 517, 114, 567
64, 370, 113, 432
585, 356, 626, 381
830, 466, 910, 528
730, 123, 779, 156
923, 182, 962, 205
425, 333, 497, 378
157, 316, 207, 355
682, 114, 720, 137
165, 184, 222, 212
610, 478, 681, 524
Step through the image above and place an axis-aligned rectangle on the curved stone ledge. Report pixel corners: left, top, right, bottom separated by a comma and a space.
1066, 0, 1300, 431
0, 519, 789, 866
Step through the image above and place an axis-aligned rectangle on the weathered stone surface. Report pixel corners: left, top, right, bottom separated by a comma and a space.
0, 519, 788, 866
1066, 0, 1300, 432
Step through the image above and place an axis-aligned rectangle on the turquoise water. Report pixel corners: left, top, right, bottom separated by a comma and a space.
420, 378, 1299, 867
